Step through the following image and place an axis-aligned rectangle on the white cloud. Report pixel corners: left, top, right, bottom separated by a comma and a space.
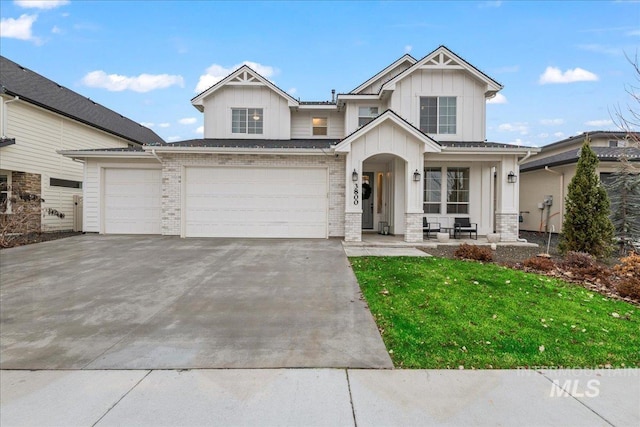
167, 136, 181, 142
287, 87, 297, 96
195, 126, 204, 134
178, 117, 197, 125
81, 70, 184, 93
554, 132, 565, 138
539, 66, 598, 84
578, 44, 621, 56
479, 1, 502, 7
404, 45, 412, 53
628, 29, 640, 36
498, 122, 529, 135
158, 123, 170, 128
538, 133, 549, 138
14, 0, 69, 9
585, 119, 613, 127
486, 93, 507, 104
0, 14, 39, 42
51, 25, 61, 34
139, 122, 155, 128
540, 118, 564, 126
195, 61, 277, 93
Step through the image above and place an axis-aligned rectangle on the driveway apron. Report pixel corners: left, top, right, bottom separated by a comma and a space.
0, 235, 392, 369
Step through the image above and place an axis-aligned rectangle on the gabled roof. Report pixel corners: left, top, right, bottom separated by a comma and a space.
380, 46, 503, 97
334, 109, 441, 153
350, 53, 417, 94
191, 65, 299, 111
521, 146, 640, 172
0, 56, 163, 145
538, 131, 635, 151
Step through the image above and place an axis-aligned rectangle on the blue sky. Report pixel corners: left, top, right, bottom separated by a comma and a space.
1, 0, 638, 146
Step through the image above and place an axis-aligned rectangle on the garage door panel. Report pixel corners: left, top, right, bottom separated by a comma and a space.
185, 167, 327, 238
104, 169, 161, 234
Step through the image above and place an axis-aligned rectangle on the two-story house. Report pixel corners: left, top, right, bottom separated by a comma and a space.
1, 55, 163, 233
62, 46, 538, 242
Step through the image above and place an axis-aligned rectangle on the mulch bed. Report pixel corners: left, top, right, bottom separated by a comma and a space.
0, 231, 82, 249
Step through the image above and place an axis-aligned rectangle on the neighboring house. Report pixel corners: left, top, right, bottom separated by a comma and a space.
519, 131, 640, 234
62, 45, 538, 242
0, 56, 163, 232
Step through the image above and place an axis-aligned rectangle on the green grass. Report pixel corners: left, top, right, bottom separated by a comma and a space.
351, 256, 640, 369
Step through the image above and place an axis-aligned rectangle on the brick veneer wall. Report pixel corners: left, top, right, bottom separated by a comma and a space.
344, 212, 362, 242
160, 153, 346, 237
6, 171, 42, 232
495, 212, 518, 242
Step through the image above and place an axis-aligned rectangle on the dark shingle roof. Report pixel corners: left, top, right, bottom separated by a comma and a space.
0, 56, 164, 145
521, 146, 640, 172
148, 139, 339, 149
440, 141, 533, 149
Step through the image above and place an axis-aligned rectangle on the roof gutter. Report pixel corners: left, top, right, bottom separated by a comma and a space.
151, 149, 162, 163
142, 146, 332, 155
1, 95, 19, 137
517, 150, 533, 165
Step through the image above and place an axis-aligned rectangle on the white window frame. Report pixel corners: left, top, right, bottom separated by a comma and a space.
231, 108, 263, 134
312, 117, 328, 136
423, 167, 441, 214
0, 171, 11, 214
419, 96, 457, 135
446, 167, 469, 214
358, 106, 379, 127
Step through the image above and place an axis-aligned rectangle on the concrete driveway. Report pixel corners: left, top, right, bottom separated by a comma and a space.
0, 235, 392, 370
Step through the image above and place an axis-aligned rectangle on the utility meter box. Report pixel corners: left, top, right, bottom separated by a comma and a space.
544, 195, 553, 206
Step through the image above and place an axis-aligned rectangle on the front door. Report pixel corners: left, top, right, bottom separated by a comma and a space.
362, 172, 374, 229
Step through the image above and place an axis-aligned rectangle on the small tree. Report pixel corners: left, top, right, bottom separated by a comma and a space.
559, 138, 615, 258
0, 182, 65, 248
606, 158, 640, 254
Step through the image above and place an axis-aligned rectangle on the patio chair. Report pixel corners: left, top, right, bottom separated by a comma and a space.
423, 217, 441, 239
454, 217, 477, 239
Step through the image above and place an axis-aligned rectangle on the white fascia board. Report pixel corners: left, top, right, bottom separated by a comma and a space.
336, 94, 380, 101
58, 150, 153, 159
440, 146, 540, 155
297, 104, 339, 110
350, 54, 417, 94
142, 146, 333, 155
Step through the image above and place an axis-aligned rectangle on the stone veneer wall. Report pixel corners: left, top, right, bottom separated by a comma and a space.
344, 212, 362, 242
160, 153, 345, 237
495, 212, 519, 242
404, 212, 424, 243
7, 171, 42, 232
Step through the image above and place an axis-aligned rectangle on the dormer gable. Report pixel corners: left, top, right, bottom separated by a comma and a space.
381, 46, 503, 98
191, 64, 299, 112
350, 54, 417, 95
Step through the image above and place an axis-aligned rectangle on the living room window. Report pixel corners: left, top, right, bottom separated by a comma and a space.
446, 167, 469, 214
423, 167, 441, 214
0, 173, 11, 214
419, 97, 457, 134
358, 107, 379, 127
232, 108, 263, 134
312, 117, 328, 136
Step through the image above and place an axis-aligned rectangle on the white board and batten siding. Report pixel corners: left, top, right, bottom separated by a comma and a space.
83, 160, 161, 234
202, 86, 291, 139
0, 100, 133, 231
184, 167, 328, 238
290, 110, 345, 139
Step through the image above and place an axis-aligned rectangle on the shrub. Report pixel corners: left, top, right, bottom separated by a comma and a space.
614, 252, 640, 301
561, 251, 597, 270
523, 256, 556, 272
560, 251, 614, 287
453, 244, 493, 262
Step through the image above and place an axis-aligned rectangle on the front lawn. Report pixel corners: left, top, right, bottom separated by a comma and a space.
351, 257, 640, 369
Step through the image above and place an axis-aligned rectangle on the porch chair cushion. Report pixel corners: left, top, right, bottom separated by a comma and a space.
454, 217, 477, 239
423, 217, 441, 239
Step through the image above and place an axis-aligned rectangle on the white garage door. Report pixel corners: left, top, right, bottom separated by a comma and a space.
185, 167, 327, 238
104, 168, 161, 234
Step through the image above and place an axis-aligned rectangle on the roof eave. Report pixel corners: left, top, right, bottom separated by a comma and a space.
142, 146, 333, 155
58, 150, 151, 159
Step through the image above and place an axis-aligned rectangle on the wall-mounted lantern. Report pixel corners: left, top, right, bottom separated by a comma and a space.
507, 171, 517, 184
352, 169, 358, 182
413, 169, 421, 182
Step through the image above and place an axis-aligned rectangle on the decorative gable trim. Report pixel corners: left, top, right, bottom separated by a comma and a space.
334, 109, 441, 154
191, 65, 299, 111
381, 46, 503, 97
350, 54, 417, 94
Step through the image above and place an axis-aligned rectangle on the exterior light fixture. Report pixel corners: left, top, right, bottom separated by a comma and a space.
413, 169, 421, 182
507, 171, 517, 183
352, 169, 358, 182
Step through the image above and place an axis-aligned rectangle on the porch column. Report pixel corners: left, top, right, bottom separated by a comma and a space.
344, 154, 362, 242
495, 155, 520, 241
404, 156, 424, 243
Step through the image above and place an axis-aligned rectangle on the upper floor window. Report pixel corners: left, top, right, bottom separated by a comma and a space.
232, 108, 263, 134
312, 117, 328, 136
358, 107, 379, 127
419, 97, 456, 134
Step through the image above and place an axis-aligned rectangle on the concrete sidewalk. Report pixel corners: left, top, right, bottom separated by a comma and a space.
2, 369, 638, 426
